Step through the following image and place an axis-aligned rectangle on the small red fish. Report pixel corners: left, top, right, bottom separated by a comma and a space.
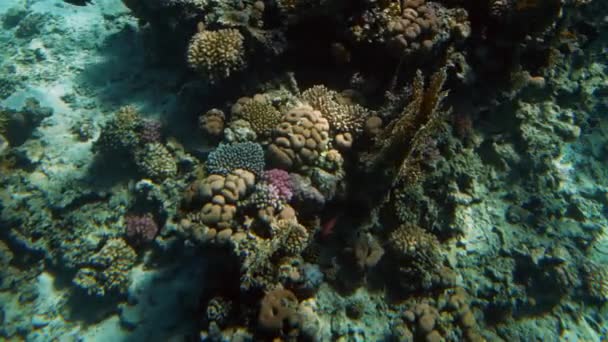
320, 213, 342, 239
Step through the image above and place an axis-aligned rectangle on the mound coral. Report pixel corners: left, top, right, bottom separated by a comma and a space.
258, 288, 299, 331
188, 169, 256, 231
199, 108, 225, 138
187, 24, 245, 82
134, 142, 177, 181
267, 105, 330, 170
231, 96, 282, 138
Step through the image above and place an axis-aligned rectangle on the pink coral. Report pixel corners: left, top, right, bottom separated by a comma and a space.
262, 169, 294, 202
125, 213, 159, 245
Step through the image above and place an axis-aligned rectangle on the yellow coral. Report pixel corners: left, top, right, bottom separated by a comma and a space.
388, 224, 440, 264
187, 25, 245, 82
231, 96, 282, 137
301, 85, 369, 135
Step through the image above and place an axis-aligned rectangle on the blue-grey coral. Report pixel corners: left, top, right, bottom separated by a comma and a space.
206, 142, 265, 176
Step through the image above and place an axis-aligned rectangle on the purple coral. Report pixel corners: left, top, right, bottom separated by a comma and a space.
139, 119, 163, 143
125, 213, 159, 245
262, 169, 293, 202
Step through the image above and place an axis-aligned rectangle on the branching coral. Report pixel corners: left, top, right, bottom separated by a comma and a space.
187, 23, 245, 83
370, 68, 449, 185
388, 224, 440, 264
301, 85, 369, 136
206, 142, 265, 176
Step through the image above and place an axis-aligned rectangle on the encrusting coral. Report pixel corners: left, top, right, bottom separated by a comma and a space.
187, 23, 245, 83
72, 238, 137, 296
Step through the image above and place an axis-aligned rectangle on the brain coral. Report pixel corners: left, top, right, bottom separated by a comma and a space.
267, 105, 330, 170
187, 24, 245, 82
206, 141, 265, 176
231, 96, 282, 138
134, 142, 177, 181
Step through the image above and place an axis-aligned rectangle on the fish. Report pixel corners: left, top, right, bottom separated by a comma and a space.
62, 0, 93, 6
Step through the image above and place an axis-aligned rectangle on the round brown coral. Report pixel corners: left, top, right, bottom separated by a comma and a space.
188, 169, 255, 231
199, 108, 225, 137
187, 25, 245, 82
258, 288, 298, 331
267, 105, 330, 170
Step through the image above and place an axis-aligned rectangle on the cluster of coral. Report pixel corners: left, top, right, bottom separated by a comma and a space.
0, 0, 607, 340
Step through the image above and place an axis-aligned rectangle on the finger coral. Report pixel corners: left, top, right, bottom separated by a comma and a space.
187, 24, 245, 83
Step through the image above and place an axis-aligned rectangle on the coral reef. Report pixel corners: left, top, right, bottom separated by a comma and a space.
1, 0, 607, 341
